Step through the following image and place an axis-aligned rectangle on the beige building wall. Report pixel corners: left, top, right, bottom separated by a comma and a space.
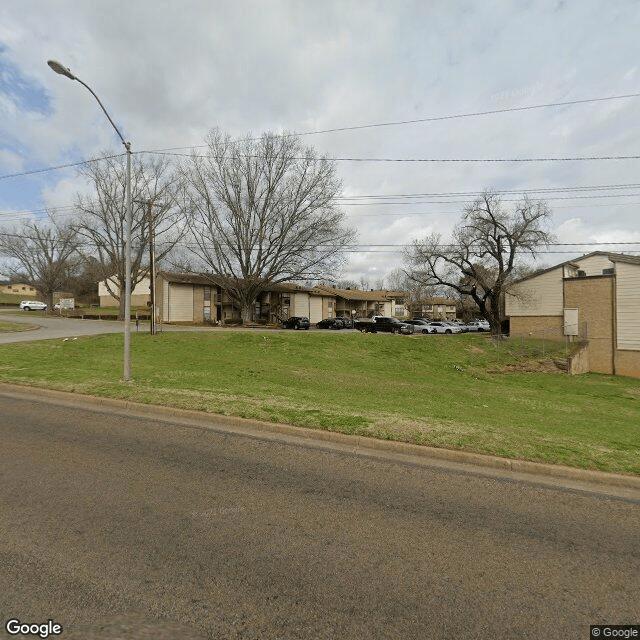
193, 286, 205, 323
574, 254, 615, 276
615, 350, 640, 378
509, 315, 564, 340
0, 283, 37, 296
505, 267, 564, 317
564, 276, 614, 374
615, 261, 640, 351
99, 277, 151, 307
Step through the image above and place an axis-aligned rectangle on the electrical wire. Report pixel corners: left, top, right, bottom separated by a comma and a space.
142, 91, 640, 153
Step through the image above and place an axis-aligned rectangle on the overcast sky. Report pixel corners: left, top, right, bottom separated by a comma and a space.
2, 0, 640, 285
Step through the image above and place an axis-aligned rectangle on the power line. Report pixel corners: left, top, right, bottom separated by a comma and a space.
4, 89, 640, 181
145, 150, 640, 163
142, 91, 640, 154
337, 182, 640, 200
0, 153, 127, 181
326, 154, 640, 163
292, 92, 640, 137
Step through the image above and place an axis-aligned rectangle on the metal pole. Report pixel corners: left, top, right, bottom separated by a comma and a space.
47, 60, 133, 382
123, 143, 132, 381
147, 199, 157, 335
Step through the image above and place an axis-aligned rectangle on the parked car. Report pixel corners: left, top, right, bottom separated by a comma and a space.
19, 300, 47, 311
356, 316, 414, 334
446, 320, 470, 333
338, 316, 357, 329
282, 316, 310, 330
467, 320, 490, 332
426, 321, 462, 334
316, 317, 345, 330
404, 319, 433, 334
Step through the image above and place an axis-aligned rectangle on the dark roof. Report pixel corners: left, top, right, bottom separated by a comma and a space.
156, 271, 337, 296
607, 254, 640, 265
313, 285, 398, 301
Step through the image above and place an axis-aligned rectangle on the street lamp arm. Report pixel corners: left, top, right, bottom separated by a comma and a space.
47, 59, 129, 150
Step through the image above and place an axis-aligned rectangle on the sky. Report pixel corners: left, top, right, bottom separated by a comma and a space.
1, 0, 640, 286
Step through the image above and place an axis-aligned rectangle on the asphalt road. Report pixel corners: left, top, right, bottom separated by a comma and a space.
0, 389, 638, 640
0, 311, 129, 344
0, 312, 236, 345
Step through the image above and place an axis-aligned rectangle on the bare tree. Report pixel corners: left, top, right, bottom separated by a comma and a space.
0, 215, 81, 308
333, 279, 361, 290
404, 191, 553, 334
75, 152, 187, 318
385, 268, 412, 291
182, 129, 356, 321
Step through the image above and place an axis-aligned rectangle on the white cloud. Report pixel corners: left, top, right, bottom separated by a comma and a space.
1, 0, 639, 281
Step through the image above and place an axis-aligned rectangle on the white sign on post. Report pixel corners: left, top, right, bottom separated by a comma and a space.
59, 298, 75, 310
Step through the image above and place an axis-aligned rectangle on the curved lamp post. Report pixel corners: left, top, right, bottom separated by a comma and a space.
47, 59, 133, 381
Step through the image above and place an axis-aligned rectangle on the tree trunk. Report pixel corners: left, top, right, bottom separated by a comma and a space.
240, 304, 253, 324
118, 296, 126, 321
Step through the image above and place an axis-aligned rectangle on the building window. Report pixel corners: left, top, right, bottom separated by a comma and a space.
204, 286, 211, 301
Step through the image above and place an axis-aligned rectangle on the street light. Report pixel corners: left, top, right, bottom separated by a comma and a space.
47, 59, 133, 381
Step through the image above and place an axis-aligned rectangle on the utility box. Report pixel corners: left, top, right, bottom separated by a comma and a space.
563, 308, 579, 336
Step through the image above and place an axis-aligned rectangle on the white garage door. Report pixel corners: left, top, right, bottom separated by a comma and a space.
169, 284, 194, 322
294, 292, 309, 317
309, 297, 323, 323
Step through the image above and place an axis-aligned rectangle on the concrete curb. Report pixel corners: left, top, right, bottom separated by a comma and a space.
2, 381, 639, 496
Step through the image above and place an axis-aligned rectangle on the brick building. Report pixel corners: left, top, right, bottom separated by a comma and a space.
505, 252, 640, 378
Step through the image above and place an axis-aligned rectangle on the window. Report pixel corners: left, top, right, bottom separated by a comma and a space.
204, 286, 211, 301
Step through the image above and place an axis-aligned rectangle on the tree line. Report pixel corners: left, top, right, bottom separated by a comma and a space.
0, 129, 552, 333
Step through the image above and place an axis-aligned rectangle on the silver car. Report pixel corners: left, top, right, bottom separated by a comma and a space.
427, 321, 462, 334
19, 300, 47, 311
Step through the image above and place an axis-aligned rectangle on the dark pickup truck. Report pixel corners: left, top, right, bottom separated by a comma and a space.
355, 316, 414, 335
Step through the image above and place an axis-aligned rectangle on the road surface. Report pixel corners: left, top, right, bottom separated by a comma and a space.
0, 388, 638, 639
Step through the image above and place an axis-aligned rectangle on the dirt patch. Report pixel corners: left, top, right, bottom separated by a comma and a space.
469, 346, 485, 354
487, 360, 564, 374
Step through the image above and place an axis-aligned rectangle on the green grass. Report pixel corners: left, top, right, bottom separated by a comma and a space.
0, 321, 29, 332
0, 331, 638, 474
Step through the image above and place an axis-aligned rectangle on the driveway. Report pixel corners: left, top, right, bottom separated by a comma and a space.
0, 311, 158, 344
0, 311, 356, 344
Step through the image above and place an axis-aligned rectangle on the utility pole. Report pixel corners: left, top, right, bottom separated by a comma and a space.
134, 198, 159, 335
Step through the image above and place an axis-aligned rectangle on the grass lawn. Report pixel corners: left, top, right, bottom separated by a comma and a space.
0, 321, 29, 332
0, 331, 638, 474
